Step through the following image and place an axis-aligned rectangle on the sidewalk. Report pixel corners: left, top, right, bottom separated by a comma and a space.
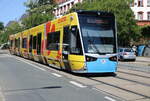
118, 56, 150, 73
0, 49, 9, 54
136, 56, 150, 63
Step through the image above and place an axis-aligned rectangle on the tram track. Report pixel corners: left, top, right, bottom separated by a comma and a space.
115, 70, 150, 87
84, 69, 150, 100
87, 77, 150, 99
118, 65, 150, 73
114, 76, 150, 87
117, 70, 150, 79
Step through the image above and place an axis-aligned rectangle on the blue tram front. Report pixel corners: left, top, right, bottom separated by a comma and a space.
77, 11, 118, 73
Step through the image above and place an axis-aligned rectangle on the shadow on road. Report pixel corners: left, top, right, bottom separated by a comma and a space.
3, 86, 62, 93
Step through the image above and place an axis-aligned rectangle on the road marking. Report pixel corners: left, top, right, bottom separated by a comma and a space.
14, 57, 46, 71
0, 87, 5, 101
104, 96, 116, 101
70, 81, 86, 88
52, 73, 62, 77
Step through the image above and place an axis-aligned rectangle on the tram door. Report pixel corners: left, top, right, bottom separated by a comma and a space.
62, 26, 71, 71
37, 33, 42, 55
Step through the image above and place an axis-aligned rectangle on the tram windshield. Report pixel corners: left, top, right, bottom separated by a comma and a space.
79, 15, 116, 54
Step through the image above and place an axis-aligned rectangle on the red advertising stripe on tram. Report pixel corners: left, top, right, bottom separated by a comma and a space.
34, 50, 37, 54
51, 24, 55, 32
56, 50, 62, 59
46, 21, 51, 34
47, 50, 51, 55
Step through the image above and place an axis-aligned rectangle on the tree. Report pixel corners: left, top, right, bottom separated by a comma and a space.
0, 22, 23, 44
138, 26, 150, 44
22, 13, 53, 29
70, 0, 140, 46
0, 22, 4, 31
22, 0, 55, 29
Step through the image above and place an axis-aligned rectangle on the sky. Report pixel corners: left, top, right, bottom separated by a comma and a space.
0, 0, 27, 26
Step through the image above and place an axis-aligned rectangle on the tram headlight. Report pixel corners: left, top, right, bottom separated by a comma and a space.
109, 56, 117, 61
86, 56, 97, 62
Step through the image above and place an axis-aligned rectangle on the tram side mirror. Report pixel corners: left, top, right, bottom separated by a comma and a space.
62, 44, 70, 55
63, 44, 69, 51
71, 27, 76, 32
70, 26, 78, 34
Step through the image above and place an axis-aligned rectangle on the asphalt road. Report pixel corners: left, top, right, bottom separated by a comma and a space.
0, 54, 120, 101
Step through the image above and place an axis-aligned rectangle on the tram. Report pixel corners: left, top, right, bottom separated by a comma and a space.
9, 11, 118, 73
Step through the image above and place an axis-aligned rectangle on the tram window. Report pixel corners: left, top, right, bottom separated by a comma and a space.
29, 35, 33, 52
10, 40, 13, 47
37, 33, 42, 54
15, 39, 17, 47
22, 38, 27, 48
33, 36, 37, 49
70, 26, 83, 55
18, 38, 20, 48
47, 31, 60, 50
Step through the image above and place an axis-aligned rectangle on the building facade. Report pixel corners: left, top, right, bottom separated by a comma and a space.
54, 0, 150, 26
131, 0, 150, 26
53, 0, 82, 18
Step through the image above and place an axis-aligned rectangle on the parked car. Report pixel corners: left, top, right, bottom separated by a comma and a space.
0, 43, 9, 50
118, 48, 136, 61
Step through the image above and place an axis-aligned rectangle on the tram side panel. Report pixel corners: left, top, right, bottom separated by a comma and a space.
29, 24, 45, 62
44, 19, 62, 69
44, 13, 85, 72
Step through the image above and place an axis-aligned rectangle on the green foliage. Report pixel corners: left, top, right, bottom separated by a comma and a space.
0, 22, 23, 44
140, 26, 150, 37
0, 22, 4, 31
22, 13, 53, 29
22, 0, 55, 29
70, 0, 140, 46
24, 0, 55, 10
38, 0, 55, 6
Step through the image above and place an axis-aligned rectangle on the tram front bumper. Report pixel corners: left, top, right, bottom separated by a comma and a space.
86, 58, 117, 73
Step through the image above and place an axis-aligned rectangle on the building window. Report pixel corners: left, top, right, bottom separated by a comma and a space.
57, 8, 59, 16
71, 2, 74, 5
138, 12, 143, 20
148, 12, 150, 20
148, 0, 150, 7
64, 5, 66, 13
130, 1, 134, 7
67, 4, 70, 9
60, 7, 62, 14
138, 0, 143, 7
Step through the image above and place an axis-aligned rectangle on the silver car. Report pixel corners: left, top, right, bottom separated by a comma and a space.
118, 48, 136, 61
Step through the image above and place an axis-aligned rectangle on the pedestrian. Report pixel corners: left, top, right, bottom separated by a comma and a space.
132, 45, 137, 55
